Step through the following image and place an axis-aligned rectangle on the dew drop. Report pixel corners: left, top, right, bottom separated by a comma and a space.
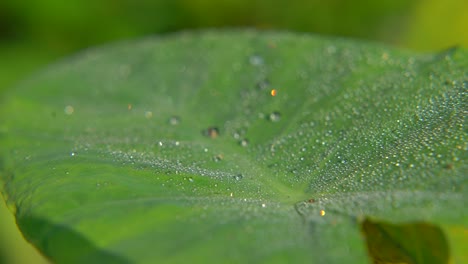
203, 127, 219, 138
256, 79, 270, 90
233, 132, 241, 140
269, 111, 281, 122
240, 139, 249, 147
249, 55, 264, 66
145, 111, 153, 119
169, 116, 180, 125
213, 154, 223, 162
381, 52, 389, 61
234, 174, 244, 181
64, 105, 74, 115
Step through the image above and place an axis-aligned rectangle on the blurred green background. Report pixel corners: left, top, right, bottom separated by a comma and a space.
0, 0, 466, 263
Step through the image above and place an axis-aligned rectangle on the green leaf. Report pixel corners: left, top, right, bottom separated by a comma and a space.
0, 31, 466, 263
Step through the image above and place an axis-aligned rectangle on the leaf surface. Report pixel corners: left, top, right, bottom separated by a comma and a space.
0, 31, 466, 263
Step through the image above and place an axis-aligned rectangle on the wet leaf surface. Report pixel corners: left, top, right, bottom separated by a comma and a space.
0, 31, 466, 263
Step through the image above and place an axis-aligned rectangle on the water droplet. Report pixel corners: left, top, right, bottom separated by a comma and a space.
381, 52, 389, 61
119, 64, 132, 77
269, 111, 281, 122
256, 79, 270, 90
326, 45, 336, 54
240, 139, 249, 147
233, 132, 241, 140
234, 174, 243, 181
203, 127, 219, 138
145, 111, 153, 119
64, 105, 74, 115
249, 55, 264, 66
213, 154, 223, 162
169, 116, 180, 125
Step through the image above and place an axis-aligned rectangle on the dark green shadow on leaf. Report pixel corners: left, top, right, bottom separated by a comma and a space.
361, 218, 449, 264
17, 216, 130, 264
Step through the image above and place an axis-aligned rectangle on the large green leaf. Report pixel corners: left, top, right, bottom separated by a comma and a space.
0, 31, 466, 263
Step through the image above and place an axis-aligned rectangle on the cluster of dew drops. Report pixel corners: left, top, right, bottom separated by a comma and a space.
64, 45, 466, 216
64, 52, 287, 210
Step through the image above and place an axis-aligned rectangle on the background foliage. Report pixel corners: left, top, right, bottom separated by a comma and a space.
0, 1, 466, 263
